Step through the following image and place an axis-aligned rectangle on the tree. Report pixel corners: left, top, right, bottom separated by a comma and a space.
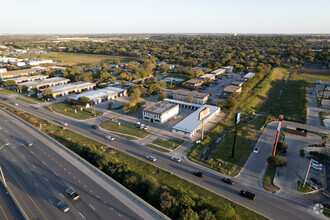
179, 208, 199, 220
78, 96, 90, 107
277, 141, 288, 152
115, 67, 123, 75
128, 61, 140, 73
199, 209, 216, 220
129, 86, 141, 99
42, 88, 53, 97
80, 72, 93, 82
159, 91, 166, 100
3, 80, 16, 87
267, 155, 287, 167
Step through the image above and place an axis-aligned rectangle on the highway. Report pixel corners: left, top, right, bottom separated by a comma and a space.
0, 180, 25, 220
1, 96, 325, 219
0, 109, 143, 220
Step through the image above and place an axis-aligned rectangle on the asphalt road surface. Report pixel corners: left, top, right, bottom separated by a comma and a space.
0, 180, 25, 220
0, 109, 142, 220
0, 96, 326, 219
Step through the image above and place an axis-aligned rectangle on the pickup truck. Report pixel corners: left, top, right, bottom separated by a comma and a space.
66, 188, 80, 201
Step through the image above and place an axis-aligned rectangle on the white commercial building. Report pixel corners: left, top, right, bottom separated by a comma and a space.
243, 72, 256, 79
19, 77, 70, 91
172, 105, 220, 138
2, 74, 48, 83
43, 82, 96, 98
142, 101, 179, 124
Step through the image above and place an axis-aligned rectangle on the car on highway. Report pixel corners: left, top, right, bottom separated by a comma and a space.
25, 141, 33, 147
57, 201, 70, 213
146, 156, 156, 161
171, 157, 181, 163
193, 171, 205, 178
61, 122, 68, 126
105, 136, 115, 141
91, 125, 99, 129
222, 178, 234, 185
66, 188, 80, 201
253, 148, 259, 153
240, 190, 255, 200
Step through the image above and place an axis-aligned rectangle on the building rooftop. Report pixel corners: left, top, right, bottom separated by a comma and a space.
223, 85, 242, 93
143, 101, 178, 115
163, 98, 202, 108
211, 68, 226, 74
43, 82, 95, 93
224, 66, 234, 69
186, 78, 204, 84
70, 87, 125, 101
19, 77, 70, 87
199, 74, 215, 79
3, 74, 48, 82
243, 72, 256, 79
171, 90, 209, 99
172, 105, 220, 133
0, 67, 39, 78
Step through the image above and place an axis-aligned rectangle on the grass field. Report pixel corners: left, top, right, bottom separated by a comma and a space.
153, 138, 184, 150
50, 103, 103, 119
115, 134, 139, 140
263, 166, 280, 193
146, 144, 171, 153
297, 181, 312, 193
101, 120, 150, 138
0, 89, 19, 95
22, 52, 135, 66
0, 102, 265, 220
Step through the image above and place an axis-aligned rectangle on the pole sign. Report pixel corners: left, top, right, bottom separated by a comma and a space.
199, 106, 210, 120
272, 115, 284, 156
235, 112, 241, 124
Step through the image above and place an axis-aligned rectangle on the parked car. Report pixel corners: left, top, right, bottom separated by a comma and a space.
61, 122, 68, 126
240, 190, 255, 200
135, 122, 141, 128
171, 157, 181, 163
3, 98, 8, 100
145, 156, 156, 162
140, 124, 145, 129
91, 125, 99, 129
25, 141, 33, 147
311, 163, 323, 171
193, 171, 205, 178
253, 148, 259, 153
222, 178, 234, 185
306, 180, 319, 190
312, 160, 323, 168
143, 125, 149, 130
14, 103, 19, 106
34, 106, 40, 110
105, 136, 115, 141
310, 178, 322, 187
57, 201, 70, 213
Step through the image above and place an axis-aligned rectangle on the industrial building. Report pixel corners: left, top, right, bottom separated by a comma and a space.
243, 72, 256, 79
69, 87, 127, 105
171, 90, 210, 104
163, 98, 202, 110
2, 74, 48, 83
185, 78, 204, 89
199, 74, 216, 81
41, 82, 96, 98
211, 68, 226, 76
222, 85, 242, 98
0, 67, 39, 78
142, 101, 179, 124
224, 66, 234, 73
172, 105, 220, 138
231, 78, 247, 87
19, 77, 70, 91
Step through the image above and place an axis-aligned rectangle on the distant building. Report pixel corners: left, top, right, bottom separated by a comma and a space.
142, 101, 179, 124
211, 68, 226, 76
243, 72, 256, 79
231, 78, 247, 87
224, 66, 234, 73
0, 68, 7, 74
223, 85, 242, 98
27, 59, 53, 66
18, 77, 70, 91
41, 82, 96, 98
199, 74, 216, 81
164, 98, 202, 111
185, 78, 204, 89
2, 74, 48, 84
171, 90, 210, 104
0, 67, 39, 78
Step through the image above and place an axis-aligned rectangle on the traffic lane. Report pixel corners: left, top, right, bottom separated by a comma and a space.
0, 180, 25, 220
0, 111, 141, 220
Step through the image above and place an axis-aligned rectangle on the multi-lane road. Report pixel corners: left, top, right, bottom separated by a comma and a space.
0, 107, 158, 220
0, 95, 326, 219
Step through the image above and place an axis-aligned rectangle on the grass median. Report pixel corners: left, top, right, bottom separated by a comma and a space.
153, 138, 184, 150
146, 144, 171, 153
0, 102, 265, 220
262, 166, 280, 193
101, 120, 150, 138
50, 102, 103, 120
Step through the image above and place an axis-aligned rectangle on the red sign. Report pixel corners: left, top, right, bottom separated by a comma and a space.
199, 107, 210, 120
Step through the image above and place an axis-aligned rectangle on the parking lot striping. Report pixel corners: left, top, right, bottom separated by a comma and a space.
54, 172, 59, 177
34, 182, 38, 187
21, 154, 25, 158
12, 158, 15, 162
89, 204, 95, 211
44, 177, 49, 182
64, 168, 66, 171
79, 212, 85, 219
30, 151, 34, 155
73, 176, 76, 179
110, 207, 113, 210
90, 190, 92, 193
59, 164, 62, 167
60, 193, 64, 198
68, 172, 71, 175
48, 199, 53, 205
79, 180, 81, 183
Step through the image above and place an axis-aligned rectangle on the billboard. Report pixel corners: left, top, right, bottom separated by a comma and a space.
235, 112, 241, 124
199, 106, 210, 120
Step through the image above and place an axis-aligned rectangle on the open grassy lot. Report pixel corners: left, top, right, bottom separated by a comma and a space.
22, 52, 135, 66
168, 74, 190, 80
263, 166, 280, 193
101, 120, 150, 138
153, 138, 184, 150
0, 102, 265, 220
49, 102, 103, 119
115, 134, 139, 140
146, 144, 171, 153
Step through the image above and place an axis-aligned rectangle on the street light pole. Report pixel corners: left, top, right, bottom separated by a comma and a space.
0, 166, 7, 187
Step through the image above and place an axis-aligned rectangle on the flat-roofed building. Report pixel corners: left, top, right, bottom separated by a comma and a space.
171, 90, 210, 104
231, 78, 247, 87
223, 85, 242, 98
243, 72, 256, 79
163, 98, 202, 110
185, 78, 204, 89
0, 68, 6, 74
0, 67, 39, 78
2, 74, 48, 83
142, 101, 179, 124
224, 66, 234, 73
199, 74, 216, 81
41, 82, 96, 98
69, 87, 127, 105
172, 105, 220, 138
211, 68, 226, 76
19, 77, 70, 91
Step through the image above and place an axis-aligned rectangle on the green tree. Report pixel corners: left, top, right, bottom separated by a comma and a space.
115, 67, 123, 75
129, 86, 141, 99
78, 96, 90, 106
277, 141, 288, 152
267, 155, 287, 167
159, 91, 166, 100
42, 88, 53, 97
3, 80, 16, 87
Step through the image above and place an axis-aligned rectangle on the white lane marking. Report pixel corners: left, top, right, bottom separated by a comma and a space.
22, 169, 26, 173
103, 201, 106, 204
34, 182, 38, 187
20, 154, 25, 158
79, 212, 85, 219
84, 185, 86, 188
73, 176, 76, 179
55, 161, 57, 163
110, 207, 113, 210
60, 193, 64, 198
68, 172, 71, 175
47, 154, 50, 157
89, 204, 95, 211
78, 180, 81, 183
30, 151, 35, 155
12, 158, 15, 162
64, 168, 66, 171
118, 214, 122, 217
44, 177, 49, 182
59, 164, 62, 167
51, 157, 54, 160
40, 149, 43, 151
48, 199, 53, 205
41, 160, 46, 165
54, 172, 59, 177
32, 165, 36, 169
3, 149, 6, 152
90, 190, 92, 193
96, 195, 99, 199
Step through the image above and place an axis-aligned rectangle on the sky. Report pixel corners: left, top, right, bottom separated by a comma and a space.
0, 0, 329, 34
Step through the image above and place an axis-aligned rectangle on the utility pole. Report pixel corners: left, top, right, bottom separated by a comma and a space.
303, 159, 313, 187
201, 118, 205, 140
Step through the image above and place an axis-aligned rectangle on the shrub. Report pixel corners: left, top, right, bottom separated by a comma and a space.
277, 141, 288, 152
267, 155, 287, 167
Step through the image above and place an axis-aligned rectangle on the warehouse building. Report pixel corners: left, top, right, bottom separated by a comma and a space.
211, 68, 226, 76
223, 85, 242, 98
231, 78, 247, 87
2, 74, 48, 83
185, 78, 204, 89
41, 82, 96, 98
142, 101, 179, 124
19, 77, 70, 91
243, 72, 256, 79
199, 74, 216, 81
69, 87, 127, 105
163, 98, 202, 110
0, 67, 39, 79
224, 66, 234, 73
171, 90, 210, 104
172, 105, 220, 138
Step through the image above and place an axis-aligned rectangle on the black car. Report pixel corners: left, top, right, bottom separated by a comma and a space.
25, 141, 33, 147
310, 178, 322, 187
240, 190, 255, 200
91, 125, 99, 129
193, 171, 205, 178
222, 178, 234, 185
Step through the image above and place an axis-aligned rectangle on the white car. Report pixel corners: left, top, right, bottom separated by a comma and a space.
253, 148, 259, 153
145, 156, 156, 162
311, 163, 322, 171
144, 125, 149, 130
312, 160, 323, 167
14, 103, 19, 106
171, 157, 181, 163
61, 122, 68, 126
105, 136, 115, 141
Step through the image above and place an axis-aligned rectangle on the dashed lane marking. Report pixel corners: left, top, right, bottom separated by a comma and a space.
48, 199, 53, 205
79, 212, 85, 219
34, 182, 38, 187
89, 204, 95, 211
54, 172, 59, 177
